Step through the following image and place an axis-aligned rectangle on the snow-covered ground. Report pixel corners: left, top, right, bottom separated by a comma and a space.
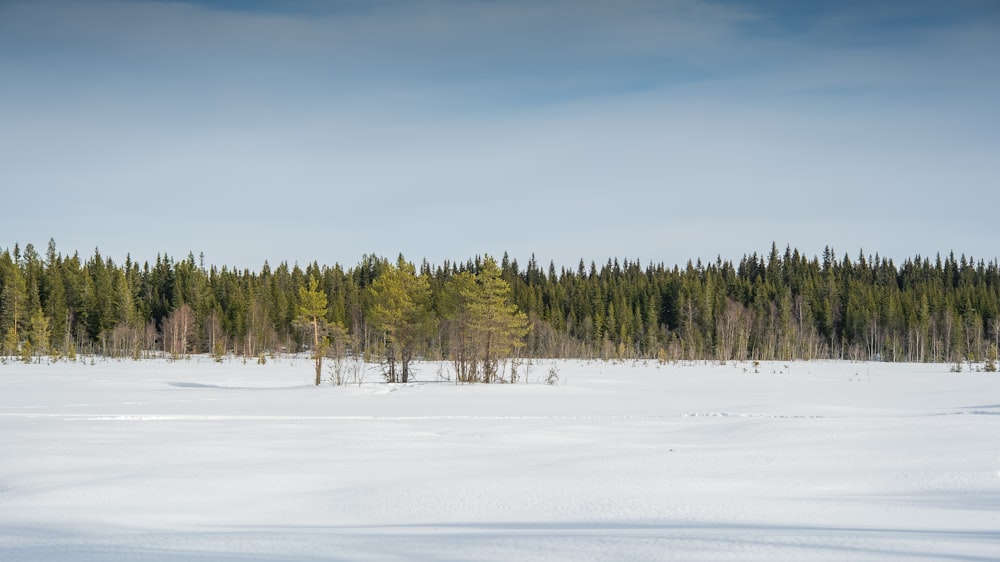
1, 357, 998, 561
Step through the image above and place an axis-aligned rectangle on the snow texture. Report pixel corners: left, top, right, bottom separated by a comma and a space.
1, 357, 998, 561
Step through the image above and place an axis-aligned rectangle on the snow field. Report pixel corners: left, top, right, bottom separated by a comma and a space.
1, 357, 998, 561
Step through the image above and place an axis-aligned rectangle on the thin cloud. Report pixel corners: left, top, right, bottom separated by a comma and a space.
0, 0, 997, 269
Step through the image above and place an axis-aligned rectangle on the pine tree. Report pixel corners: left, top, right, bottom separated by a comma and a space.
298, 275, 328, 386
445, 255, 530, 383
369, 256, 436, 383
28, 308, 50, 358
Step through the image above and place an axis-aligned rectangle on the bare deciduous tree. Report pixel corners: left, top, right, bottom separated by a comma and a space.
162, 304, 195, 358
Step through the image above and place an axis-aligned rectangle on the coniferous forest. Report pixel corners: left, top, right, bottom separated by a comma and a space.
2, 240, 1000, 374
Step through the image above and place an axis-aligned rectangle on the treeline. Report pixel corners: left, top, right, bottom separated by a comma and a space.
2, 240, 999, 367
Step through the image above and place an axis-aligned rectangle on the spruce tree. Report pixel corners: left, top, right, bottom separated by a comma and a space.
0, 251, 28, 356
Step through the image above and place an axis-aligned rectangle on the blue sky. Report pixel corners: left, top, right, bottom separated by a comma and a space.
1, 0, 998, 270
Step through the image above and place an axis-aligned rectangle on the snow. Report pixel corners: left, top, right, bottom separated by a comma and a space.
1, 357, 998, 561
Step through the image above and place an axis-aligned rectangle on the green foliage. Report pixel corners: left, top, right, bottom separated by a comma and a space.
2, 240, 1000, 368
298, 275, 329, 386
0, 251, 28, 352
28, 308, 50, 357
297, 275, 328, 325
3, 327, 17, 358
368, 256, 436, 383
445, 256, 530, 383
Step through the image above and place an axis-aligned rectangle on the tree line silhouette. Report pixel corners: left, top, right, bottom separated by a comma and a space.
2, 240, 998, 366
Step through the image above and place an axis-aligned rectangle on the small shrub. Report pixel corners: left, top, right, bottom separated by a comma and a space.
545, 365, 560, 385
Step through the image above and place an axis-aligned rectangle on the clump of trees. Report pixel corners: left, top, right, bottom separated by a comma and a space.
440, 256, 529, 383
368, 256, 435, 383
0, 241, 534, 383
2, 240, 1000, 375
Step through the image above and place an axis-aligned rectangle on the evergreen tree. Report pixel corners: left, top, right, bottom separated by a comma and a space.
298, 275, 329, 385
28, 308, 51, 358
4, 239, 1000, 367
0, 250, 28, 356
444, 256, 530, 383
368, 255, 436, 383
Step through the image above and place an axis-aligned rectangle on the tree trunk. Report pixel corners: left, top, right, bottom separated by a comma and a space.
313, 316, 321, 386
